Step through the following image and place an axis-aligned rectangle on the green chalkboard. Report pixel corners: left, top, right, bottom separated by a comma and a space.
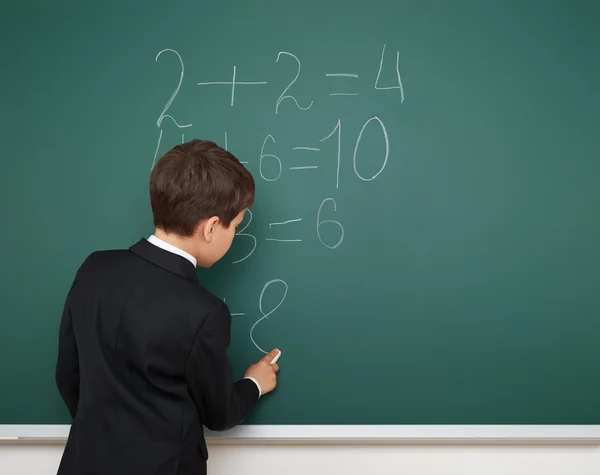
1, 0, 600, 427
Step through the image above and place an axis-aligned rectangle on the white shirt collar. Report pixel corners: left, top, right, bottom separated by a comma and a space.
147, 235, 197, 267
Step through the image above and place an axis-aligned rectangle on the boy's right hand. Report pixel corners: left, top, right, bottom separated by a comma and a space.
244, 349, 280, 396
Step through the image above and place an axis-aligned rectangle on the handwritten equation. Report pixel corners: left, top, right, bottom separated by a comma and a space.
223, 279, 288, 355
229, 197, 344, 268
151, 44, 405, 353
152, 45, 403, 167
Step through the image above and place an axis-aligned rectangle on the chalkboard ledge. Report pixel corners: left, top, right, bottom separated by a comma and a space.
1, 425, 600, 443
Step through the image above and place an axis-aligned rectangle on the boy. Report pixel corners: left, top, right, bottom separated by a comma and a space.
55, 140, 279, 475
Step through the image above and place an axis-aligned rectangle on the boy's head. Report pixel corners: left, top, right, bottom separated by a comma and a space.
149, 139, 254, 267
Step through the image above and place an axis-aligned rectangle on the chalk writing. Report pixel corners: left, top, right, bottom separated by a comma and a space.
149, 42, 407, 355
259, 135, 282, 181
152, 129, 163, 169
232, 209, 257, 264
197, 65, 267, 106
275, 52, 313, 114
265, 238, 303, 242
224, 132, 248, 163
250, 279, 289, 354
326, 73, 359, 78
320, 119, 342, 189
293, 146, 320, 151
266, 217, 303, 242
374, 44, 405, 103
326, 71, 360, 96
155, 49, 192, 129
222, 298, 245, 317
153, 48, 192, 168
353, 116, 389, 181
269, 219, 303, 227
317, 198, 344, 249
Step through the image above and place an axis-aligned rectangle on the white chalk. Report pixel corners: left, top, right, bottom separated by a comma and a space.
270, 350, 281, 365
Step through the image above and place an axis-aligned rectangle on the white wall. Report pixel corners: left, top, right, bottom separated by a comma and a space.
1, 443, 599, 475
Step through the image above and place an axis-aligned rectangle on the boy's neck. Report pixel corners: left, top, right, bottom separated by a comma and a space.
152, 228, 199, 263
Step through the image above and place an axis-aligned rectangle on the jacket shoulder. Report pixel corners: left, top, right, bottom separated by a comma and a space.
76, 248, 228, 312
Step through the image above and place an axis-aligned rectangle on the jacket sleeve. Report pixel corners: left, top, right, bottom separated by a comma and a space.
55, 281, 81, 419
184, 300, 259, 431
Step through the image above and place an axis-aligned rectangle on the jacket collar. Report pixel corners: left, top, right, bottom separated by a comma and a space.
129, 238, 199, 284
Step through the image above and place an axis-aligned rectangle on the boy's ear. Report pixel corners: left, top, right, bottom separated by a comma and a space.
201, 216, 220, 242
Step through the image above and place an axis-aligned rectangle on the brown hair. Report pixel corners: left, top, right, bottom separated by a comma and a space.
150, 139, 255, 236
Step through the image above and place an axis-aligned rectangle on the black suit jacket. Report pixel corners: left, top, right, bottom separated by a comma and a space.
55, 238, 259, 475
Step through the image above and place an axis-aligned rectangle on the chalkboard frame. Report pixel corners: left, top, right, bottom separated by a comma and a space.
1, 425, 600, 442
